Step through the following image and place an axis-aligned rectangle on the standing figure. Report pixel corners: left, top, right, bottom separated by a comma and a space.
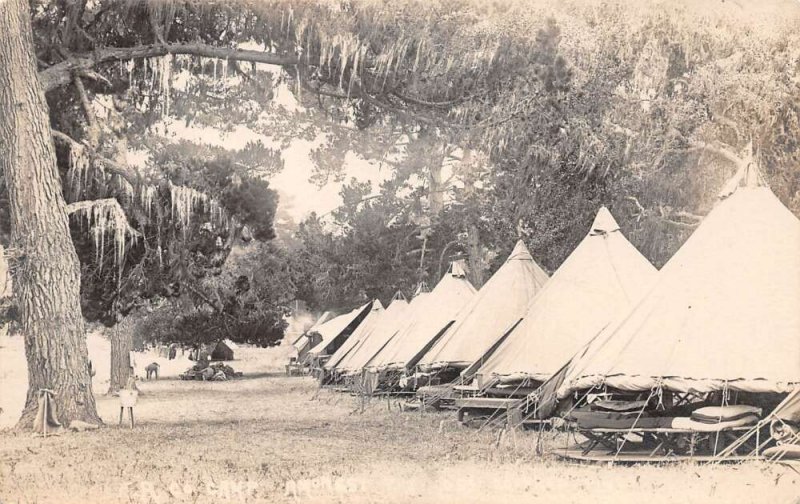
145, 362, 160, 380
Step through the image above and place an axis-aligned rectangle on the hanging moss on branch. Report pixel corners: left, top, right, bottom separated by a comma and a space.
168, 181, 227, 235
66, 141, 95, 199
66, 199, 141, 269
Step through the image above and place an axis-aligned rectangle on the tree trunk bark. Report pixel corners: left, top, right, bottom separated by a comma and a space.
0, 0, 101, 428
467, 223, 485, 288
108, 325, 133, 394
83, 82, 136, 395
427, 159, 444, 216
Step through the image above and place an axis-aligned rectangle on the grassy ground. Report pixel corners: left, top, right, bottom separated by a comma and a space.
0, 345, 798, 504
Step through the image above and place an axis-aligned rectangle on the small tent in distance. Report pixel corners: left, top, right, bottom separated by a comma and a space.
306, 300, 375, 360
205, 340, 235, 361
292, 310, 335, 358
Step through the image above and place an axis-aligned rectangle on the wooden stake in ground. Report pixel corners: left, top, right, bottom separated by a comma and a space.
0, 0, 101, 428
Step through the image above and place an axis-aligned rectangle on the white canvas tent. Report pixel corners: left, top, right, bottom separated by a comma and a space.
368, 263, 476, 371
324, 300, 384, 370
340, 292, 418, 373
557, 167, 800, 398
314, 311, 335, 328
306, 300, 374, 357
418, 240, 549, 371
472, 207, 657, 385
292, 310, 335, 351
336, 295, 411, 373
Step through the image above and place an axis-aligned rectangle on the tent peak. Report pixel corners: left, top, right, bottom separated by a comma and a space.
450, 259, 468, 278
589, 206, 620, 235
506, 240, 534, 261
718, 150, 768, 200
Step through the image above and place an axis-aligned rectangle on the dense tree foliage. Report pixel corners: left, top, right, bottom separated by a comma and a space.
67, 146, 280, 326
5, 0, 800, 330
134, 241, 295, 347
281, 0, 800, 309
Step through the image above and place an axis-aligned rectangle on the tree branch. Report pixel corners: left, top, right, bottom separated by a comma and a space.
352, 80, 459, 129
76, 68, 112, 88
391, 90, 481, 108
687, 140, 744, 166
61, 0, 88, 50
625, 195, 646, 216
65, 198, 142, 238
605, 120, 636, 138
75, 26, 96, 48
40, 43, 299, 92
660, 219, 699, 229
148, 8, 168, 46
670, 210, 703, 222
304, 75, 464, 129
72, 75, 96, 130
51, 130, 139, 184
185, 282, 223, 313
301, 81, 350, 100
184, 282, 236, 321
626, 195, 703, 227
231, 60, 268, 95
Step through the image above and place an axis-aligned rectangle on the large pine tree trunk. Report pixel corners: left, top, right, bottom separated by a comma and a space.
0, 0, 101, 428
108, 326, 133, 394
108, 119, 136, 393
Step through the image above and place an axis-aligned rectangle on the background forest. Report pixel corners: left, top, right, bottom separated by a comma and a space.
3, 0, 799, 352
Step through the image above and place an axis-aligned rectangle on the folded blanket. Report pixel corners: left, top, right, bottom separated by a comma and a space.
691, 405, 762, 424
671, 414, 759, 431
762, 444, 800, 460
592, 399, 649, 413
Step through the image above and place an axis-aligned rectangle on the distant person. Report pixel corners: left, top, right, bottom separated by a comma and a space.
200, 367, 215, 380
145, 362, 160, 380
168, 343, 177, 360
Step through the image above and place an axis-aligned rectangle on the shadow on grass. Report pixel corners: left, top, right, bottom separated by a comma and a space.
89, 408, 374, 441
148, 370, 296, 383
98, 381, 318, 404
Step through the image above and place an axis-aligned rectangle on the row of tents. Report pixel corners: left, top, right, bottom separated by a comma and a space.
289, 162, 800, 462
